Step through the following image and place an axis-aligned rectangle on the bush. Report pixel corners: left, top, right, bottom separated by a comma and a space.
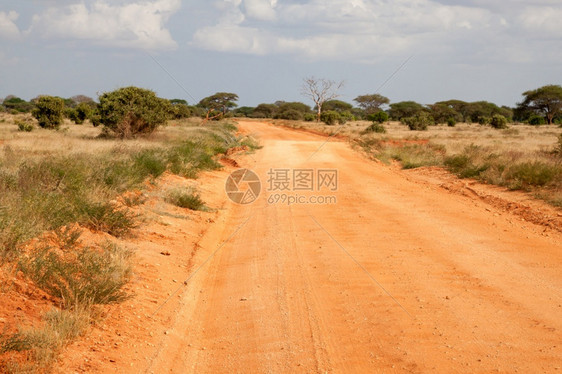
321, 110, 342, 125
490, 114, 508, 129
97, 87, 171, 138
528, 114, 547, 126
170, 103, 191, 119
32, 96, 65, 129
363, 123, 386, 134
16, 119, 34, 132
68, 103, 93, 125
505, 161, 559, 189
339, 111, 353, 124
402, 112, 434, 131
274, 109, 303, 120
369, 111, 389, 124
477, 116, 491, 125
447, 118, 456, 127
303, 113, 316, 122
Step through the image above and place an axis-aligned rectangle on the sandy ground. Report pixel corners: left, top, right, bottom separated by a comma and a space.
57, 120, 561, 373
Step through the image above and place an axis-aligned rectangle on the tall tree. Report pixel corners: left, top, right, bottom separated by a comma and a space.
353, 94, 390, 115
198, 92, 239, 120
517, 85, 562, 124
301, 77, 344, 121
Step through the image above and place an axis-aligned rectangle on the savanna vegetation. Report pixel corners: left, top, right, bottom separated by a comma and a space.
0, 86, 259, 371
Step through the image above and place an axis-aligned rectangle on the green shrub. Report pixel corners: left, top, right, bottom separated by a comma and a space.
320, 110, 342, 126
274, 108, 303, 120
402, 112, 434, 131
97, 86, 171, 138
528, 114, 546, 126
303, 113, 316, 122
170, 103, 191, 119
68, 103, 93, 124
32, 96, 65, 129
445, 153, 490, 178
16, 120, 34, 132
166, 189, 206, 211
339, 110, 353, 124
447, 117, 456, 127
477, 116, 491, 125
505, 161, 559, 189
363, 122, 386, 134
490, 114, 508, 129
369, 111, 389, 123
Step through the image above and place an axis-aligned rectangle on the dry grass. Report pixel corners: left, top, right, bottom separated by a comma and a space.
0, 114, 255, 371
269, 118, 562, 207
270, 118, 561, 154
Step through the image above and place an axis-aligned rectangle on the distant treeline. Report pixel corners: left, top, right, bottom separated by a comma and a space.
2, 84, 561, 126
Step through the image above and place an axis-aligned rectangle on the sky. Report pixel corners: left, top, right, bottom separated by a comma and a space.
0, 0, 561, 108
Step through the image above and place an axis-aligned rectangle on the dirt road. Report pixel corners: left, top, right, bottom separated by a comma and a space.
136, 121, 562, 373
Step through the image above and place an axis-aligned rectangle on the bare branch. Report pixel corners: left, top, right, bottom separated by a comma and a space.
301, 77, 345, 121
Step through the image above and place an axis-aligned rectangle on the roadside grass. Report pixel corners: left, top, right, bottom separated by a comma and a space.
0, 118, 251, 259
0, 116, 255, 371
1, 305, 93, 373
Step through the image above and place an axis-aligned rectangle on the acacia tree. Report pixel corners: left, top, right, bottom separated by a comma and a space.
388, 101, 425, 120
301, 77, 344, 122
517, 85, 562, 124
354, 94, 390, 115
198, 92, 238, 120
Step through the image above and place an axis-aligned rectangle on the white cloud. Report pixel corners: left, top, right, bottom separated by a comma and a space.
519, 6, 562, 38
243, 0, 277, 21
28, 0, 181, 51
0, 11, 21, 39
190, 0, 562, 63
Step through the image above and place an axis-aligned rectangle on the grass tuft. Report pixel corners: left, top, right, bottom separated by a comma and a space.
166, 189, 207, 211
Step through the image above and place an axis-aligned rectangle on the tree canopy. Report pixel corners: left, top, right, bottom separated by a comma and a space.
198, 92, 239, 119
389, 101, 425, 120
354, 94, 390, 115
517, 85, 562, 124
322, 100, 353, 113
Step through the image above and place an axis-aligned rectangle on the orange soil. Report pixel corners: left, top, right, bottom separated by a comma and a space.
7, 120, 561, 373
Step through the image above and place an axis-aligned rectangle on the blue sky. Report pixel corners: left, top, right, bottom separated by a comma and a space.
1, 0, 560, 108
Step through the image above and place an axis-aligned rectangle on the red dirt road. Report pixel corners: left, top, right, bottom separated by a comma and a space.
141, 121, 562, 373
55, 120, 561, 373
